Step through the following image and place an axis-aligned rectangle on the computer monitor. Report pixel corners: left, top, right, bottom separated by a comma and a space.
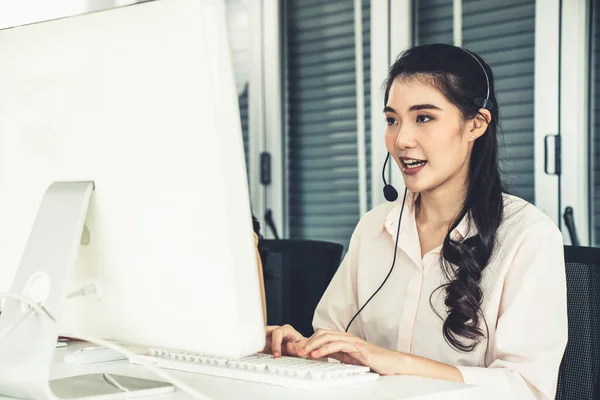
0, 0, 265, 395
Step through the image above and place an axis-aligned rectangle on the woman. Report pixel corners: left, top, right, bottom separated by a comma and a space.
264, 44, 567, 399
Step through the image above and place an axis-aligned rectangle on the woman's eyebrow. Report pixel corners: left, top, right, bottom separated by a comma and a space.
383, 104, 442, 113
408, 103, 442, 111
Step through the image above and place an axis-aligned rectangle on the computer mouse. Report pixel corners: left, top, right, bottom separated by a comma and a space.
64, 346, 128, 364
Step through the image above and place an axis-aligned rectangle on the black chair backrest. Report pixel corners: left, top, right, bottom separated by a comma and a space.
556, 245, 600, 400
261, 239, 344, 337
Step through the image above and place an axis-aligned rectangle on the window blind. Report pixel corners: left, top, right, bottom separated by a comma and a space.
463, 0, 536, 203
416, 0, 454, 45
416, 0, 535, 203
285, 0, 371, 248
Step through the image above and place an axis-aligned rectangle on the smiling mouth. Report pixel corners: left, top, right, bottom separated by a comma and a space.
401, 159, 428, 169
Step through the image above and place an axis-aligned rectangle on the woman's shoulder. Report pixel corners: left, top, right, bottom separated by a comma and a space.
352, 201, 398, 238
500, 193, 562, 241
484, 194, 564, 287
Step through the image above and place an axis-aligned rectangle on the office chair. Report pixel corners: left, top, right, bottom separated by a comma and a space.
555, 245, 600, 400
261, 239, 344, 337
563, 207, 580, 246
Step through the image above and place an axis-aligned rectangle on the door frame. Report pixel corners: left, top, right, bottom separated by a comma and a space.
559, 0, 590, 245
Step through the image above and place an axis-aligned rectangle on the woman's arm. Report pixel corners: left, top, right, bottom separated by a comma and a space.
254, 232, 267, 325
312, 218, 364, 334
300, 330, 464, 381
398, 353, 463, 382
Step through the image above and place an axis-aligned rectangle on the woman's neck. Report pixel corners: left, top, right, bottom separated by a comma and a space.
416, 182, 467, 229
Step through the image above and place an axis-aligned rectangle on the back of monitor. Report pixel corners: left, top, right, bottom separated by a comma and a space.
0, 0, 264, 366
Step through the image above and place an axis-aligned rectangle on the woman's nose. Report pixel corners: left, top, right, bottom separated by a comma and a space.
394, 125, 416, 150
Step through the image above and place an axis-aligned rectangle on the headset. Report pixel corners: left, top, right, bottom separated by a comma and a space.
344, 47, 493, 333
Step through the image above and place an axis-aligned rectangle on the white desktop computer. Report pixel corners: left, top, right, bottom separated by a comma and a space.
0, 1, 378, 398
0, 0, 265, 397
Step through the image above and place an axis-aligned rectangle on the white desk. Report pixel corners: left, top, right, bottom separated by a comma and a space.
50, 342, 489, 400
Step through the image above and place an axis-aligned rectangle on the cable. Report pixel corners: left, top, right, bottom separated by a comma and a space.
103, 373, 130, 393
0, 292, 212, 400
66, 283, 98, 299
345, 187, 408, 333
0, 307, 35, 342
382, 153, 390, 184
382, 153, 399, 202
0, 293, 56, 322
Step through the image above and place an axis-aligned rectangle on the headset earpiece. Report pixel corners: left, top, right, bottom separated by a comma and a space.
461, 48, 494, 111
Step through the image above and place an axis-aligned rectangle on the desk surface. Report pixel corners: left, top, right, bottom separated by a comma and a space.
50, 342, 488, 400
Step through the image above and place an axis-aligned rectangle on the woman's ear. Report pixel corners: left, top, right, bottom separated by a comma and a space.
468, 109, 492, 141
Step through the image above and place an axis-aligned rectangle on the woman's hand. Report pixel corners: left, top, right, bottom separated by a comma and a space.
298, 329, 408, 376
264, 324, 308, 358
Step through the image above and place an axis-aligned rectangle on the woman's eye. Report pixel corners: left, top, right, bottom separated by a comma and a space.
386, 117, 397, 125
416, 115, 432, 123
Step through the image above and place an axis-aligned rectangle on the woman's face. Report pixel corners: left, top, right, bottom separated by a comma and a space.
384, 77, 482, 195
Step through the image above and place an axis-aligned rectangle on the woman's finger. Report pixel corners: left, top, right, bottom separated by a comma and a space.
311, 328, 333, 338
265, 325, 280, 334
300, 332, 352, 356
328, 351, 365, 366
269, 324, 304, 357
307, 340, 359, 359
262, 336, 273, 353
270, 327, 285, 357
285, 339, 304, 356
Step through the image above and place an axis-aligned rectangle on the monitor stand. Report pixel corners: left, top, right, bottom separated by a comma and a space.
0, 182, 173, 399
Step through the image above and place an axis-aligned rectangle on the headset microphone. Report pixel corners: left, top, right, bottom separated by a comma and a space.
382, 153, 398, 202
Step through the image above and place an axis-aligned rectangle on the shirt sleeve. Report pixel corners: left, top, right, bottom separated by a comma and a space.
312, 218, 363, 335
457, 221, 568, 400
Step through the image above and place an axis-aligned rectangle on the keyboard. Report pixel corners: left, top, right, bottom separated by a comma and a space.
129, 348, 380, 390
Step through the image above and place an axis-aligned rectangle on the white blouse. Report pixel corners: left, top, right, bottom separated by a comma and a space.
313, 193, 568, 399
